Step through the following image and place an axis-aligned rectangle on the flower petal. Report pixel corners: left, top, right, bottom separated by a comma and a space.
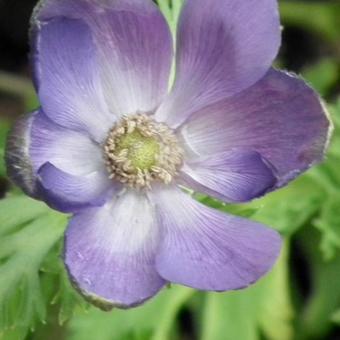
37, 162, 111, 213
5, 109, 111, 205
155, 0, 281, 127
34, 0, 173, 116
153, 187, 282, 291
30, 111, 106, 177
179, 69, 332, 187
180, 150, 277, 203
32, 16, 112, 141
5, 111, 39, 197
64, 190, 165, 309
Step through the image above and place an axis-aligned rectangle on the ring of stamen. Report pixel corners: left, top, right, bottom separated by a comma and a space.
103, 114, 184, 189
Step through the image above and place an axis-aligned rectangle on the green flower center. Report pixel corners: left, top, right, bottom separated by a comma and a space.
115, 131, 160, 171
104, 114, 183, 189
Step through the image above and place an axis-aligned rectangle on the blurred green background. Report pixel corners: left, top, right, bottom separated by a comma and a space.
0, 0, 340, 339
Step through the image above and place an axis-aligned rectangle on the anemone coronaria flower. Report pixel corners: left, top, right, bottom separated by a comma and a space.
6, 0, 331, 309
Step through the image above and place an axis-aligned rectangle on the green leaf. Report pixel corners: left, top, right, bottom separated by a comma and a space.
295, 227, 340, 340
68, 286, 194, 340
302, 59, 339, 97
280, 2, 340, 44
0, 195, 48, 237
197, 194, 259, 218
327, 99, 340, 159
331, 309, 340, 325
200, 242, 293, 340
197, 173, 326, 237
0, 195, 67, 338
51, 268, 89, 326
306, 98, 340, 259
250, 176, 326, 236
314, 194, 340, 260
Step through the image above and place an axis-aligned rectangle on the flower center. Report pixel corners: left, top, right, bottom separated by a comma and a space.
104, 114, 183, 189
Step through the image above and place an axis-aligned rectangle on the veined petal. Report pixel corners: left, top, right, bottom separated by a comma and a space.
34, 0, 173, 117
180, 69, 332, 187
37, 163, 111, 213
32, 17, 113, 142
180, 150, 277, 203
5, 109, 110, 204
31, 109, 113, 213
30, 111, 105, 177
64, 190, 166, 309
155, 0, 281, 127
152, 187, 282, 291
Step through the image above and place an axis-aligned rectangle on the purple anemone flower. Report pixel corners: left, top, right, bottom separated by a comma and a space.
6, 0, 331, 310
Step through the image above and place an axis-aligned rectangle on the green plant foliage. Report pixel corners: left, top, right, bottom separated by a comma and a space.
293, 227, 340, 340
302, 59, 339, 97
200, 243, 293, 340
279, 1, 340, 43
309, 100, 340, 260
0, 195, 67, 338
68, 286, 194, 340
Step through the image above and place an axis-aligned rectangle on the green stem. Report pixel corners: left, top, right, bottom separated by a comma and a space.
30, 303, 68, 340
151, 287, 195, 340
157, 0, 172, 26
